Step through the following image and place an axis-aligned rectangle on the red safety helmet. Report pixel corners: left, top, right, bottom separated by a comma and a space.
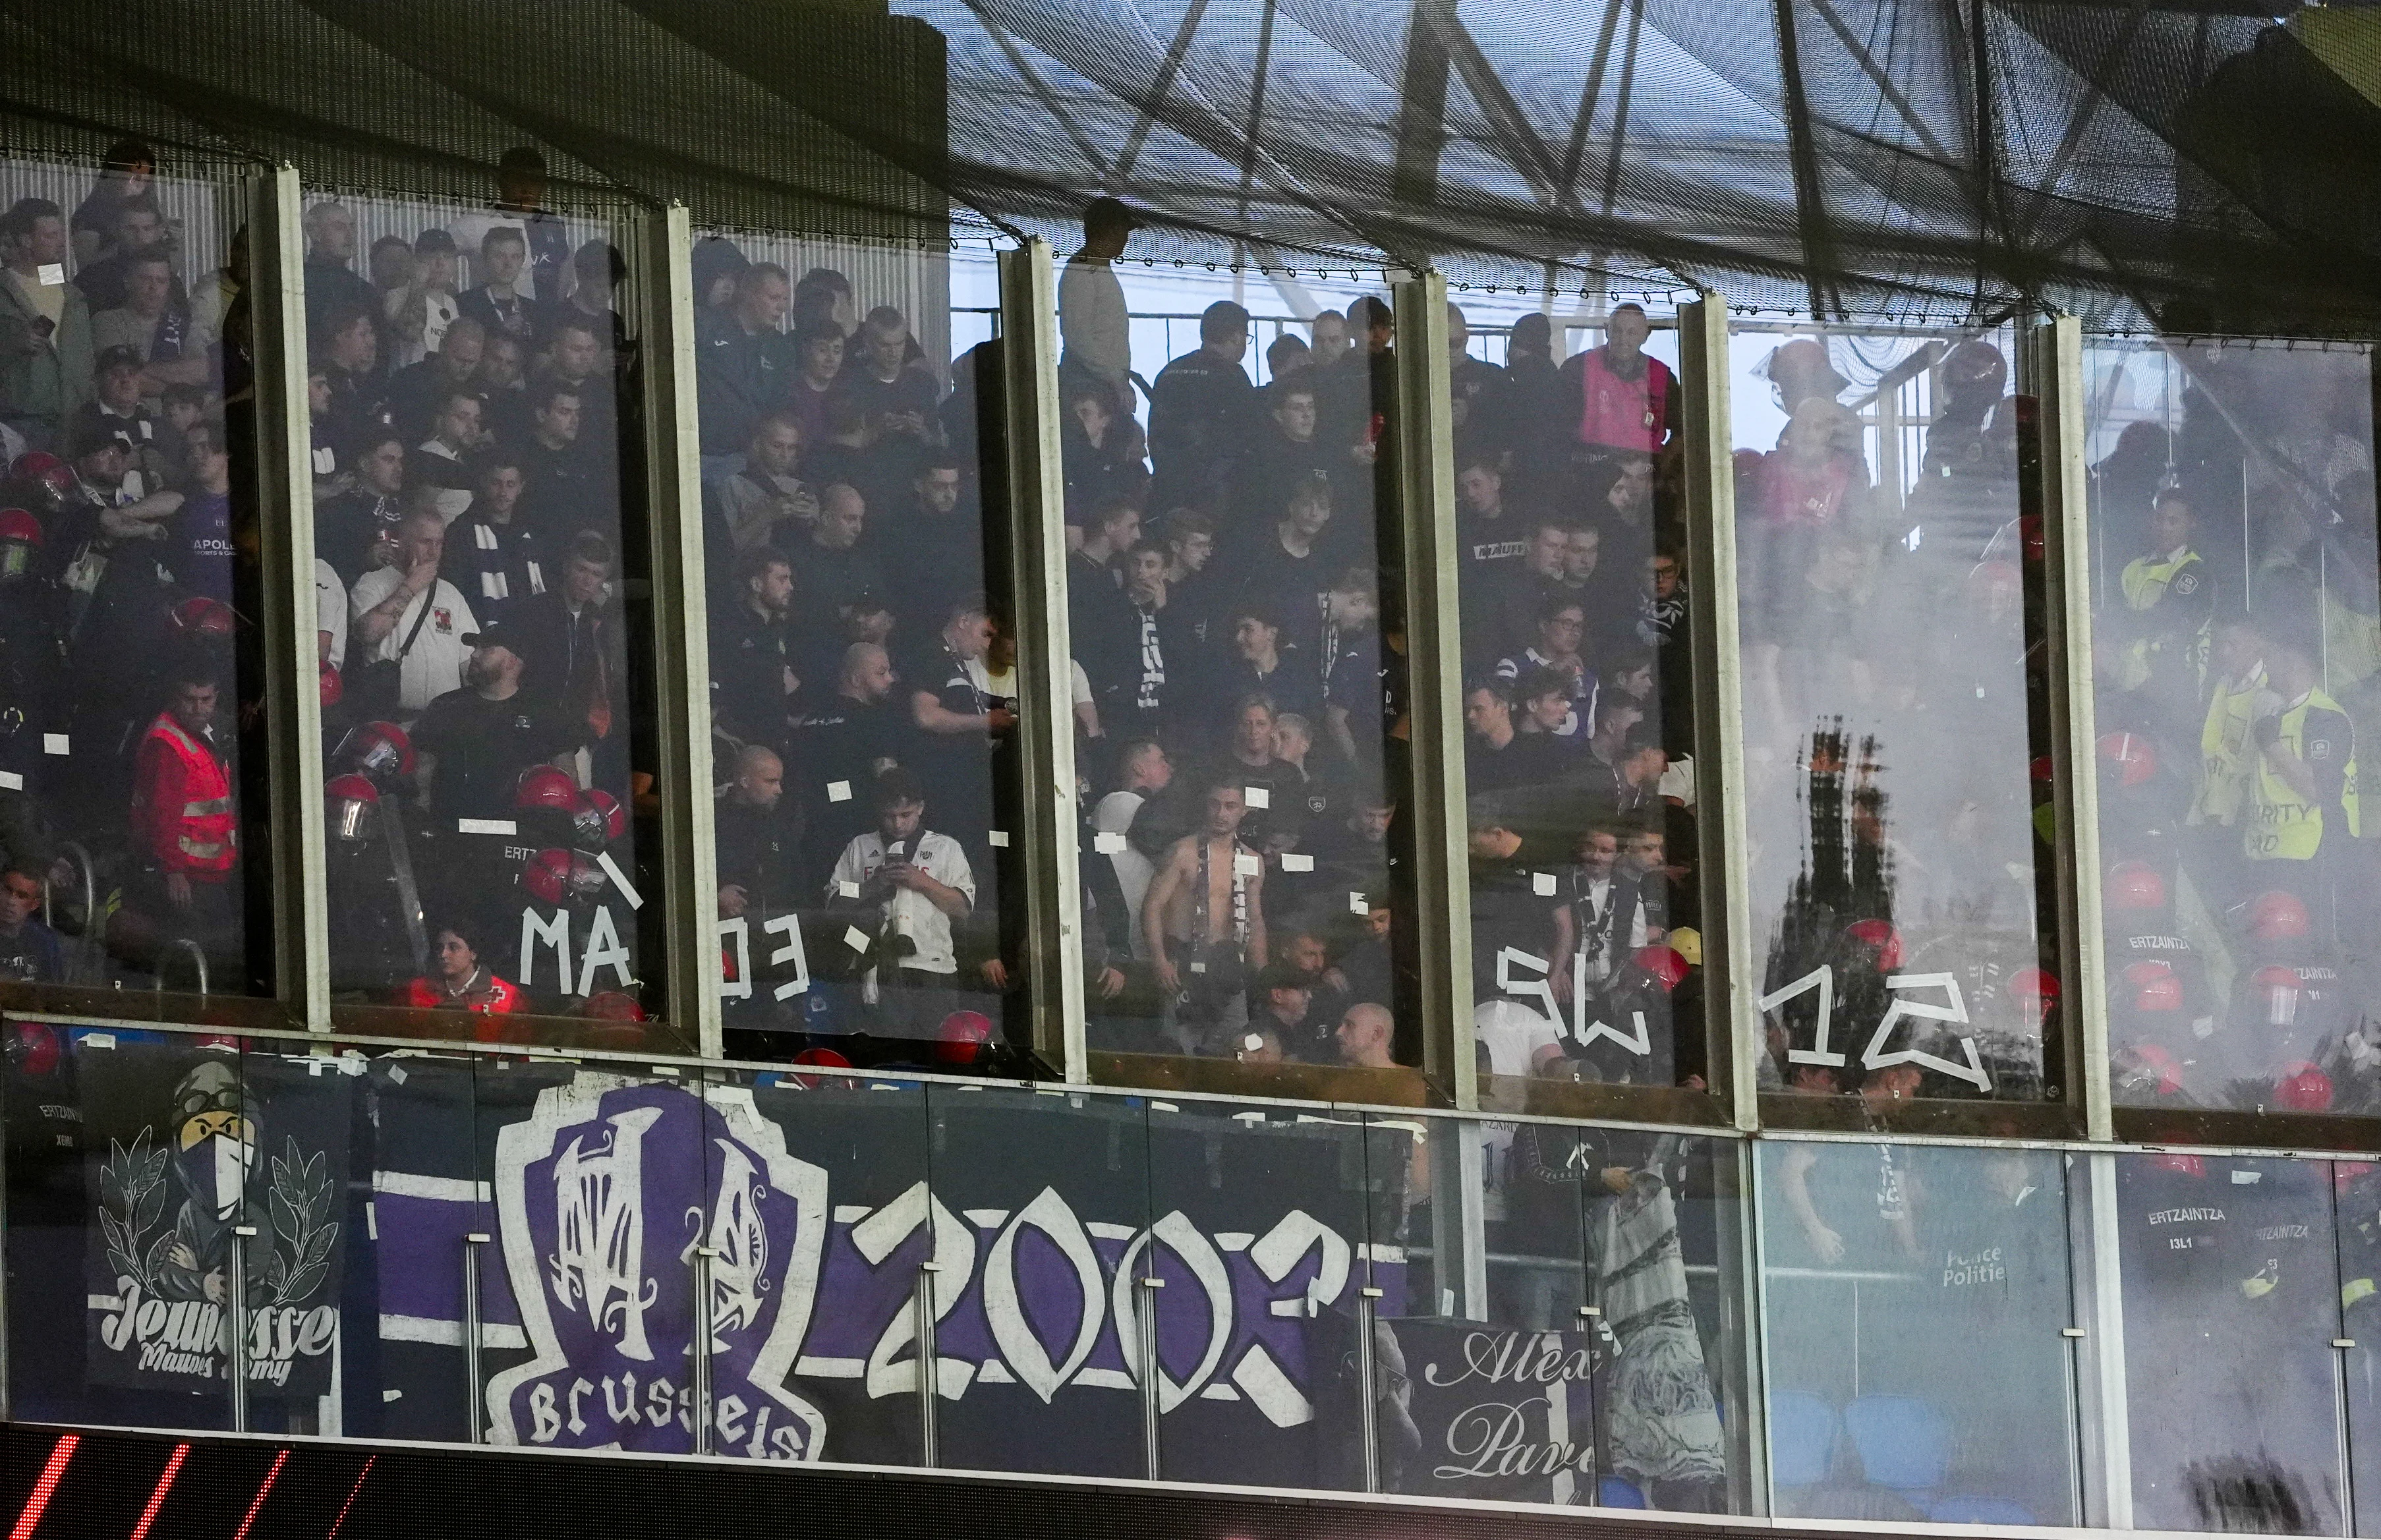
9, 451, 74, 512
521, 847, 604, 907
326, 772, 382, 842
1843, 919, 1903, 972
11, 1022, 60, 1077
2121, 959, 2183, 1012
172, 596, 235, 638
586, 787, 627, 844
2097, 732, 2157, 788
337, 720, 415, 781
320, 662, 343, 707
2028, 755, 2055, 785
935, 1009, 995, 1066
2243, 890, 2310, 945
2010, 967, 2059, 1021
789, 1046, 855, 1091
515, 765, 581, 814
2147, 1147, 2203, 1176
2274, 1062, 2335, 1113
581, 990, 646, 1023
1632, 944, 1691, 991
2104, 859, 2166, 913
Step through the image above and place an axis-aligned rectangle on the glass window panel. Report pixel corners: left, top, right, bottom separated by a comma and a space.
919, 1083, 1151, 1476
1444, 304, 1710, 1096
2082, 337, 2381, 1116
2336, 1159, 2381, 1535
462, 1056, 707, 1456
694, 235, 1022, 1071
1759, 1139, 2079, 1525
702, 1062, 933, 1467
2115, 1151, 2343, 1533
342, 1047, 483, 1444
1732, 324, 2060, 1106
306, 187, 670, 1042
1365, 1112, 1742, 1512
1143, 1100, 1380, 1493
0, 154, 273, 1006
10, 1028, 237, 1431
1056, 253, 1416, 1071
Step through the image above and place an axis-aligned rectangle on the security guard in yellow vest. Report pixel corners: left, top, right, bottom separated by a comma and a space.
2191, 618, 2278, 832
2245, 629, 2359, 938
2116, 490, 2211, 708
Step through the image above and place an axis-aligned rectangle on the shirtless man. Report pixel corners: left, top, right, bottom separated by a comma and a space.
1144, 781, 1269, 1054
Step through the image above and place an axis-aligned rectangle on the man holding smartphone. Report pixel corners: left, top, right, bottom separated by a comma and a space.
825, 766, 977, 1041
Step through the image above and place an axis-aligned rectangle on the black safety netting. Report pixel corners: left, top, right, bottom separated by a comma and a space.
0, 0, 2374, 324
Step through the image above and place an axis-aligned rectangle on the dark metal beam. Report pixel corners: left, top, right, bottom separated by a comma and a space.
1109, 0, 1211, 190
1772, 0, 1844, 317
1390, 0, 1451, 212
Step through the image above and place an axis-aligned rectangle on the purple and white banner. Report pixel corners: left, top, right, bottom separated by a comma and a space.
369, 1073, 1407, 1474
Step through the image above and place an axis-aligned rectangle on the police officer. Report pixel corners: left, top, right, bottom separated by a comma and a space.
2111, 488, 2211, 726
2242, 621, 2358, 942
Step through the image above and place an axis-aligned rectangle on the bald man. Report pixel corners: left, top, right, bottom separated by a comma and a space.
716, 743, 801, 919
1335, 1002, 1398, 1069
791, 641, 904, 873
349, 508, 478, 716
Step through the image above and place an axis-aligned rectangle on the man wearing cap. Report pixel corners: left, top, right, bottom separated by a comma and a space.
382, 227, 461, 369
1060, 196, 1140, 416
1149, 299, 1261, 515
412, 621, 572, 830
0, 198, 94, 447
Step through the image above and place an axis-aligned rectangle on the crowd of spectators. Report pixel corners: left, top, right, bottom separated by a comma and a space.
301, 148, 648, 1027
2090, 342, 2381, 1113
0, 141, 258, 998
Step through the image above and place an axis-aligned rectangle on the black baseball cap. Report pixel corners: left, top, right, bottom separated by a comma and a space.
94, 343, 144, 373
1085, 196, 1143, 233
462, 621, 520, 653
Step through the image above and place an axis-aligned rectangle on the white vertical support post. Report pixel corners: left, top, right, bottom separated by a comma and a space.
2032, 315, 2110, 1138
637, 204, 721, 1058
1389, 272, 1473, 1110
249, 165, 330, 1030
996, 239, 1086, 1081
2084, 1150, 2134, 1527
1677, 295, 1756, 1129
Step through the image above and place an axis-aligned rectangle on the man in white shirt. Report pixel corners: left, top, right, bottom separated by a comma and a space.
826, 766, 978, 1040
1091, 738, 1172, 957
349, 509, 478, 717
314, 557, 349, 673
1058, 196, 1139, 414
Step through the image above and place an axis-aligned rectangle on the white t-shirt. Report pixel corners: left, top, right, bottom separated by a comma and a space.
1475, 997, 1563, 1080
826, 829, 975, 976
1091, 789, 1155, 957
314, 558, 349, 671
349, 568, 478, 715
1058, 256, 1131, 388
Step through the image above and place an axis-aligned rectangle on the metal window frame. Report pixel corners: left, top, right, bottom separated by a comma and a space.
635, 202, 722, 1060
995, 238, 1087, 1082
252, 163, 331, 1033
1390, 270, 1474, 1110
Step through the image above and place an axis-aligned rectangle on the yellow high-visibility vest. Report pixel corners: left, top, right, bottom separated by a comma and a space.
2245, 688, 2361, 862
2189, 664, 2266, 828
